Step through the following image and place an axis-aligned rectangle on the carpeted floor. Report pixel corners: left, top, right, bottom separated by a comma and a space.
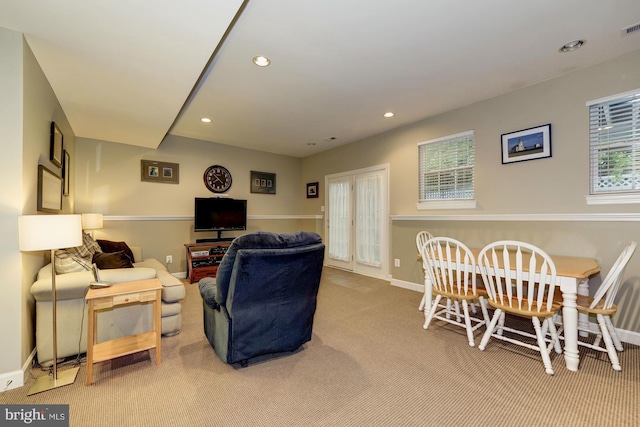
1, 267, 638, 426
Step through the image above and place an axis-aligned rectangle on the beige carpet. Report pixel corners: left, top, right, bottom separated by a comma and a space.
1, 268, 638, 426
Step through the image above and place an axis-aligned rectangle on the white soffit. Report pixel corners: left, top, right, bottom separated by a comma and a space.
0, 0, 245, 148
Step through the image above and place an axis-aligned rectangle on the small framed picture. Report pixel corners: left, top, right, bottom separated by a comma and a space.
50, 122, 64, 167
501, 124, 552, 164
141, 160, 179, 184
37, 165, 62, 212
62, 150, 71, 196
250, 171, 276, 194
307, 182, 319, 198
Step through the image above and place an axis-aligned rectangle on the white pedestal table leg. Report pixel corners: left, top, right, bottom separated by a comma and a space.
561, 279, 580, 372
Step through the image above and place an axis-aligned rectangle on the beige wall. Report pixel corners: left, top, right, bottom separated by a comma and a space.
303, 51, 640, 337
304, 52, 640, 216
74, 134, 317, 274
75, 134, 303, 216
0, 27, 25, 383
0, 30, 75, 385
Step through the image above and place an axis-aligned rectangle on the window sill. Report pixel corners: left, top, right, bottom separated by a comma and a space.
416, 200, 477, 210
585, 193, 640, 205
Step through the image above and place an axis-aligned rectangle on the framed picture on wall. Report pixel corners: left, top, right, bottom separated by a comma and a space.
141, 160, 180, 184
250, 171, 276, 194
50, 122, 64, 167
62, 150, 70, 196
37, 165, 62, 212
501, 124, 552, 164
306, 182, 319, 198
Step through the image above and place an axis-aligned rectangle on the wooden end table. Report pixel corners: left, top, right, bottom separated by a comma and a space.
85, 278, 163, 385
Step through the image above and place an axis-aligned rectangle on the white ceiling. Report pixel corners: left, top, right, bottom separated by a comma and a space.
2, 1, 640, 157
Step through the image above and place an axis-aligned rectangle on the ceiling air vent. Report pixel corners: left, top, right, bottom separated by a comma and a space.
621, 22, 640, 37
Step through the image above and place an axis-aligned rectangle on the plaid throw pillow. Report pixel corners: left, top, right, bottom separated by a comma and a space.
82, 232, 102, 255
54, 232, 102, 274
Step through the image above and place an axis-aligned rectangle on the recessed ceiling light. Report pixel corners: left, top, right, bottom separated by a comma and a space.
200, 117, 212, 123
252, 55, 271, 67
559, 40, 585, 53
383, 112, 395, 118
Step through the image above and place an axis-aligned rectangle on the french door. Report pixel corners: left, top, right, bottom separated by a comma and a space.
325, 165, 389, 279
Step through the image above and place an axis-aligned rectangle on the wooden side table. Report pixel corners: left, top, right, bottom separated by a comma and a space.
85, 278, 162, 385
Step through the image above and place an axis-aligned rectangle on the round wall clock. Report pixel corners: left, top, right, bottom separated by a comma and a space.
203, 165, 232, 193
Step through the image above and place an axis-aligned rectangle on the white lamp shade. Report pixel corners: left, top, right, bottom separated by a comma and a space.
81, 213, 104, 230
19, 214, 83, 251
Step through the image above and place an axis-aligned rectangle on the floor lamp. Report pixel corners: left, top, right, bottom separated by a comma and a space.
19, 214, 83, 395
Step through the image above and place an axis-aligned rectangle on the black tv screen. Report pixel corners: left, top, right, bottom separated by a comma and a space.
194, 198, 247, 232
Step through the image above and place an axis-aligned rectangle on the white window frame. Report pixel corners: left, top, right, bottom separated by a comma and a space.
586, 88, 640, 205
417, 130, 477, 210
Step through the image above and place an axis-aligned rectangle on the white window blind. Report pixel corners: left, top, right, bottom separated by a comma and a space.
418, 130, 475, 201
588, 89, 640, 195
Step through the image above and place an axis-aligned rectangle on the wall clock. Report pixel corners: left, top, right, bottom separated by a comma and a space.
203, 165, 232, 193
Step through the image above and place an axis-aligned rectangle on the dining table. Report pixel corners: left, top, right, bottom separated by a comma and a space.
421, 248, 600, 372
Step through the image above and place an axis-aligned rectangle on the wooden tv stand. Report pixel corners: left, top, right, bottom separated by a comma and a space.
185, 241, 232, 283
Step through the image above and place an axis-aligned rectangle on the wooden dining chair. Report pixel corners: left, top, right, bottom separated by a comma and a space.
416, 230, 434, 311
420, 237, 489, 347
477, 240, 562, 375
566, 241, 636, 371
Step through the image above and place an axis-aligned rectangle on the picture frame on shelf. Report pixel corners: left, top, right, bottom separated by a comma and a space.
250, 171, 276, 194
141, 160, 179, 184
306, 182, 319, 198
62, 150, 70, 196
501, 124, 552, 164
50, 122, 64, 167
37, 165, 62, 212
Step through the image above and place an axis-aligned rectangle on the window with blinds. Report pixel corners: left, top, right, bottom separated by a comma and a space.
588, 89, 640, 195
418, 130, 475, 201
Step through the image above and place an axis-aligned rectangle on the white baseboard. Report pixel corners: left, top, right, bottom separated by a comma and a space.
615, 328, 640, 347
172, 271, 187, 279
391, 278, 424, 293
390, 278, 640, 347
0, 348, 35, 393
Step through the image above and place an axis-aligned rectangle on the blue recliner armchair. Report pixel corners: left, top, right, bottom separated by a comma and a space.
198, 231, 325, 366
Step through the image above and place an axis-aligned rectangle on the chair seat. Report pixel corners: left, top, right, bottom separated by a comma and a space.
433, 286, 488, 300
487, 297, 561, 319
576, 294, 617, 315
553, 293, 618, 315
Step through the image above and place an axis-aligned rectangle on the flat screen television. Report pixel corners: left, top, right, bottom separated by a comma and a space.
194, 198, 247, 234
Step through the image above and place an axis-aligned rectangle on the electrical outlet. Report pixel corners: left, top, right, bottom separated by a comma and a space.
394, 258, 400, 267
166, 255, 173, 264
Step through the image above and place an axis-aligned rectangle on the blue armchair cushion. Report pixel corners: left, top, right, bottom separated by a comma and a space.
215, 231, 322, 307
